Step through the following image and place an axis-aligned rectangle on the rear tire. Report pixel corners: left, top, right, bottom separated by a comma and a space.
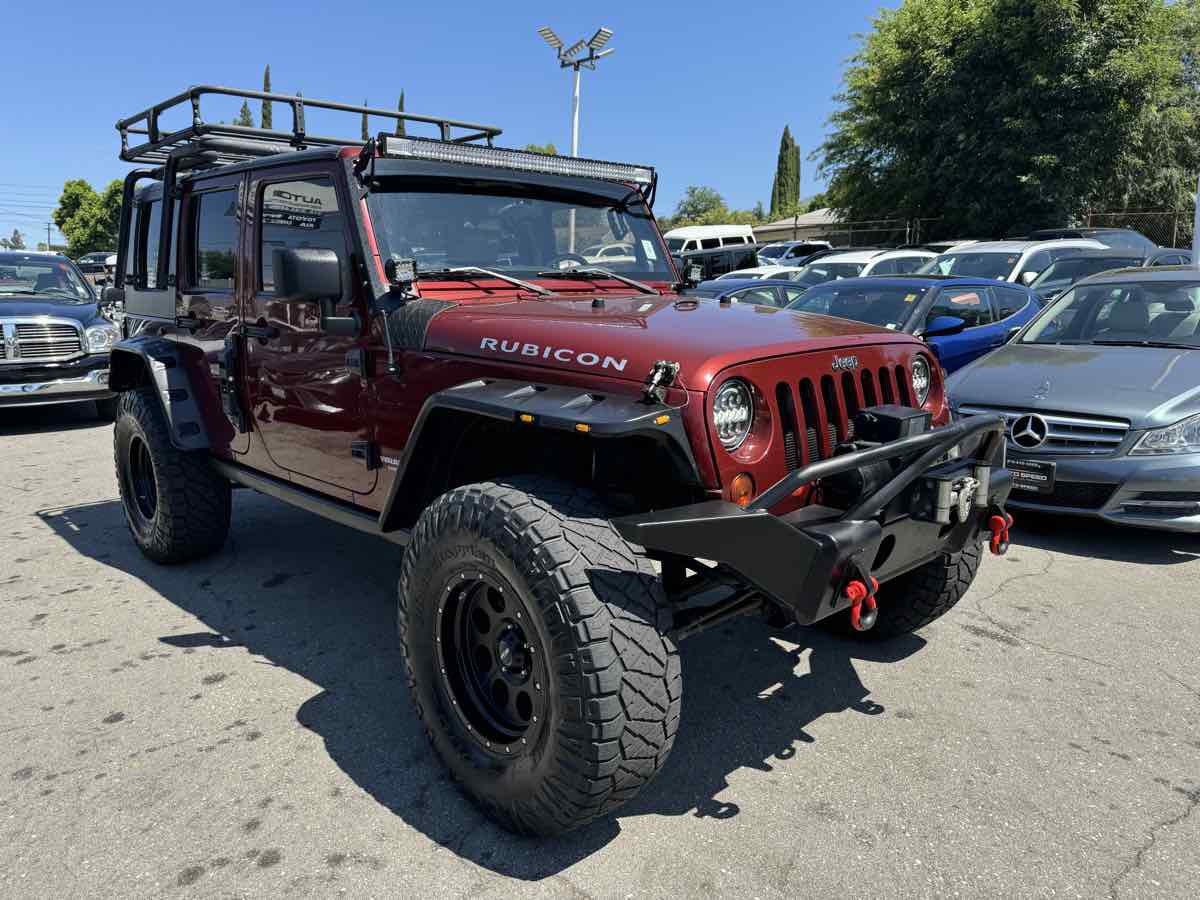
398, 476, 681, 835
113, 386, 231, 564
835, 541, 983, 640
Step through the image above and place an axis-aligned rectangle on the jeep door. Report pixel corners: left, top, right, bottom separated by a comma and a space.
242, 164, 377, 497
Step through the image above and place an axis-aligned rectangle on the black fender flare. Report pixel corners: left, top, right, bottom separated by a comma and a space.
378, 378, 701, 533
108, 336, 212, 451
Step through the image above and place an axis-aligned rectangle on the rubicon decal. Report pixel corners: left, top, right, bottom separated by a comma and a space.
479, 338, 628, 371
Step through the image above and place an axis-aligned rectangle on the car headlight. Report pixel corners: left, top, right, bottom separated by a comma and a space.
911, 355, 931, 406
712, 379, 753, 451
85, 323, 119, 353
1130, 413, 1200, 455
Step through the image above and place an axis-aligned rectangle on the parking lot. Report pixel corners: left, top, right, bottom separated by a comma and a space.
0, 404, 1197, 898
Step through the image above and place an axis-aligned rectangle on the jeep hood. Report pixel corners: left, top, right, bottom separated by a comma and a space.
948, 342, 1200, 428
423, 294, 918, 391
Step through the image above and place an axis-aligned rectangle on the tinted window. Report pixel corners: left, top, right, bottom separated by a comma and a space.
926, 287, 995, 328
720, 236, 747, 246
1022, 251, 1051, 278
700, 238, 720, 249
260, 178, 345, 292
731, 287, 779, 307
189, 188, 239, 290
758, 245, 786, 259
892, 255, 932, 274
994, 286, 1029, 319
139, 201, 162, 289
868, 258, 900, 276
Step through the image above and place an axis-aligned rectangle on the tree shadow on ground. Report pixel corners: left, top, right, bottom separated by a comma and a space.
38, 493, 923, 880
1011, 508, 1200, 565
0, 402, 110, 436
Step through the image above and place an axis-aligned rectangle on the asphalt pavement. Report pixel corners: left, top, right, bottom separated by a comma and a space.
2, 402, 1198, 898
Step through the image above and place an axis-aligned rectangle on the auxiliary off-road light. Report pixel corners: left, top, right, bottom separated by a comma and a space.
379, 135, 654, 186
730, 473, 755, 507
713, 379, 753, 451
911, 355, 931, 406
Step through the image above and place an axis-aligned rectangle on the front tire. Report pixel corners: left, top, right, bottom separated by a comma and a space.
113, 386, 231, 564
398, 477, 681, 835
835, 541, 983, 640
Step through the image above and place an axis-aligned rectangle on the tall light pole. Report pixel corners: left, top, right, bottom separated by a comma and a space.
537, 25, 615, 253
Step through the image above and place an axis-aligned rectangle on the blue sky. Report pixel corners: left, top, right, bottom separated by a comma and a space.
0, 0, 896, 248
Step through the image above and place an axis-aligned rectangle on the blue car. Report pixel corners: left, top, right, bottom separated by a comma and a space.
785, 276, 1040, 373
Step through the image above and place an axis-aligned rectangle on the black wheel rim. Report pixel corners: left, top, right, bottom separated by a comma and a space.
436, 571, 547, 754
127, 436, 158, 524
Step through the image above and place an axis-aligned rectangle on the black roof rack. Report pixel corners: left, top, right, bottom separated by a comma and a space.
116, 85, 503, 167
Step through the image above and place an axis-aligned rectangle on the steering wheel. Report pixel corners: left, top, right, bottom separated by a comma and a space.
549, 252, 590, 270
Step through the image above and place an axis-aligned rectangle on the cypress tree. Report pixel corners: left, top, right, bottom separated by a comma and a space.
770, 126, 801, 217
234, 100, 255, 128
395, 91, 406, 137
261, 65, 272, 130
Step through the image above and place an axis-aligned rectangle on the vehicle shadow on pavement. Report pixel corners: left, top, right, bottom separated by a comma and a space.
37, 493, 923, 880
1012, 510, 1200, 565
0, 403, 110, 436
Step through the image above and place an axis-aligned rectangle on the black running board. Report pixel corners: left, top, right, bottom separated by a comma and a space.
210, 459, 409, 546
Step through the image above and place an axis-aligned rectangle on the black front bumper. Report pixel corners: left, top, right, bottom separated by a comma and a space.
613, 415, 1011, 625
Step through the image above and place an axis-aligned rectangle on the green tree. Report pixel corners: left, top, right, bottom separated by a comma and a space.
769, 126, 801, 217
395, 91, 406, 137
53, 178, 123, 257
523, 142, 558, 155
817, 0, 1200, 235
233, 100, 255, 127
261, 65, 272, 130
8, 229, 26, 250
53, 179, 96, 233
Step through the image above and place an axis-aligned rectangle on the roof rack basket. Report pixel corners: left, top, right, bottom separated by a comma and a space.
116, 85, 503, 167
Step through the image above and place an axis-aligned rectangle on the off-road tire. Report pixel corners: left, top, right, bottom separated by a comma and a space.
113, 386, 231, 564
398, 477, 681, 835
835, 541, 983, 640
95, 397, 119, 422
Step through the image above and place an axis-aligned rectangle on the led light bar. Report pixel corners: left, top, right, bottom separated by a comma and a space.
379, 135, 654, 186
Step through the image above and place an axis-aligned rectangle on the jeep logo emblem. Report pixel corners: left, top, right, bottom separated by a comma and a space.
831, 355, 859, 371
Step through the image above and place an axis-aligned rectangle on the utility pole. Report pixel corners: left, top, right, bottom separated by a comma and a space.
46, 223, 52, 251
536, 26, 615, 254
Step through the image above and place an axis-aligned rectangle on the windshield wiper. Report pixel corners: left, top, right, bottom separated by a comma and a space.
418, 267, 552, 296
536, 267, 657, 295
1092, 339, 1198, 350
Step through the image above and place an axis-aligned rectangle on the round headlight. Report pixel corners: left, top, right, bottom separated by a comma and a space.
911, 355, 931, 406
712, 379, 754, 451
86, 323, 119, 353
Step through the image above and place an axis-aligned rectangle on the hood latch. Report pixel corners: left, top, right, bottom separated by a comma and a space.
643, 360, 680, 403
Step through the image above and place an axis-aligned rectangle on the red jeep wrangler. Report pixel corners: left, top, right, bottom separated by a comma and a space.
104, 87, 1013, 835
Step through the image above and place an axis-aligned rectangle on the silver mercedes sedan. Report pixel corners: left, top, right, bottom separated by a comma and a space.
947, 266, 1200, 532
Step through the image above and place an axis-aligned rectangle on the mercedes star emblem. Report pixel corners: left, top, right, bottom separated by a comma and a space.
1010, 414, 1049, 450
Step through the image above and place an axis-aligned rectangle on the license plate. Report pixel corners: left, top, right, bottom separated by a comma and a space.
1008, 456, 1056, 494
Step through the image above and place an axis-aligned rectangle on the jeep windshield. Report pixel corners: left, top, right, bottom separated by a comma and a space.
0, 253, 94, 302
366, 180, 675, 283
1021, 279, 1200, 347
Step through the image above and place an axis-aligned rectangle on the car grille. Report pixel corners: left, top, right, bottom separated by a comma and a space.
0, 319, 85, 364
1014, 482, 1117, 510
957, 405, 1129, 455
776, 364, 913, 469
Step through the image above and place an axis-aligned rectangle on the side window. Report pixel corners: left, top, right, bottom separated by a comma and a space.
894, 256, 930, 274
869, 259, 898, 276
137, 200, 163, 289
188, 188, 239, 290
994, 286, 1029, 320
1023, 250, 1051, 276
260, 177, 346, 293
700, 238, 721, 250
683, 240, 697, 251
926, 288, 996, 328
783, 287, 811, 306
731, 287, 779, 306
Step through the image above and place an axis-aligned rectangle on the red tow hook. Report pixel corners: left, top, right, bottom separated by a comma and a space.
988, 512, 1014, 556
845, 576, 880, 632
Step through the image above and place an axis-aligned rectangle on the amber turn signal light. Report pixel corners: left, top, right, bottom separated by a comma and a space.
730, 473, 755, 508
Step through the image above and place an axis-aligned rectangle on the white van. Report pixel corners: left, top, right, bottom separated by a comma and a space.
664, 224, 756, 254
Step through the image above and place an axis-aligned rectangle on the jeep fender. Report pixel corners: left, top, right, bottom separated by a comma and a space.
379, 378, 701, 533
108, 337, 214, 451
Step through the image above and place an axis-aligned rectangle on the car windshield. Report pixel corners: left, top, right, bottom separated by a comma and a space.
366, 181, 675, 281
758, 245, 787, 259
0, 254, 94, 301
787, 283, 928, 329
921, 251, 1019, 280
1029, 256, 1141, 295
1021, 279, 1200, 347
789, 261, 865, 286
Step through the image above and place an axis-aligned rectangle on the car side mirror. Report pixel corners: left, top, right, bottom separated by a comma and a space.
1020, 271, 1038, 286
919, 315, 967, 338
273, 248, 342, 303
101, 286, 125, 303
1007, 326, 1022, 342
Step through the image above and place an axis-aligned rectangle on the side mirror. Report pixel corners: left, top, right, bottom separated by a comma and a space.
1007, 326, 1023, 342
1020, 271, 1038, 286
920, 315, 967, 338
101, 286, 125, 303
272, 248, 341, 303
